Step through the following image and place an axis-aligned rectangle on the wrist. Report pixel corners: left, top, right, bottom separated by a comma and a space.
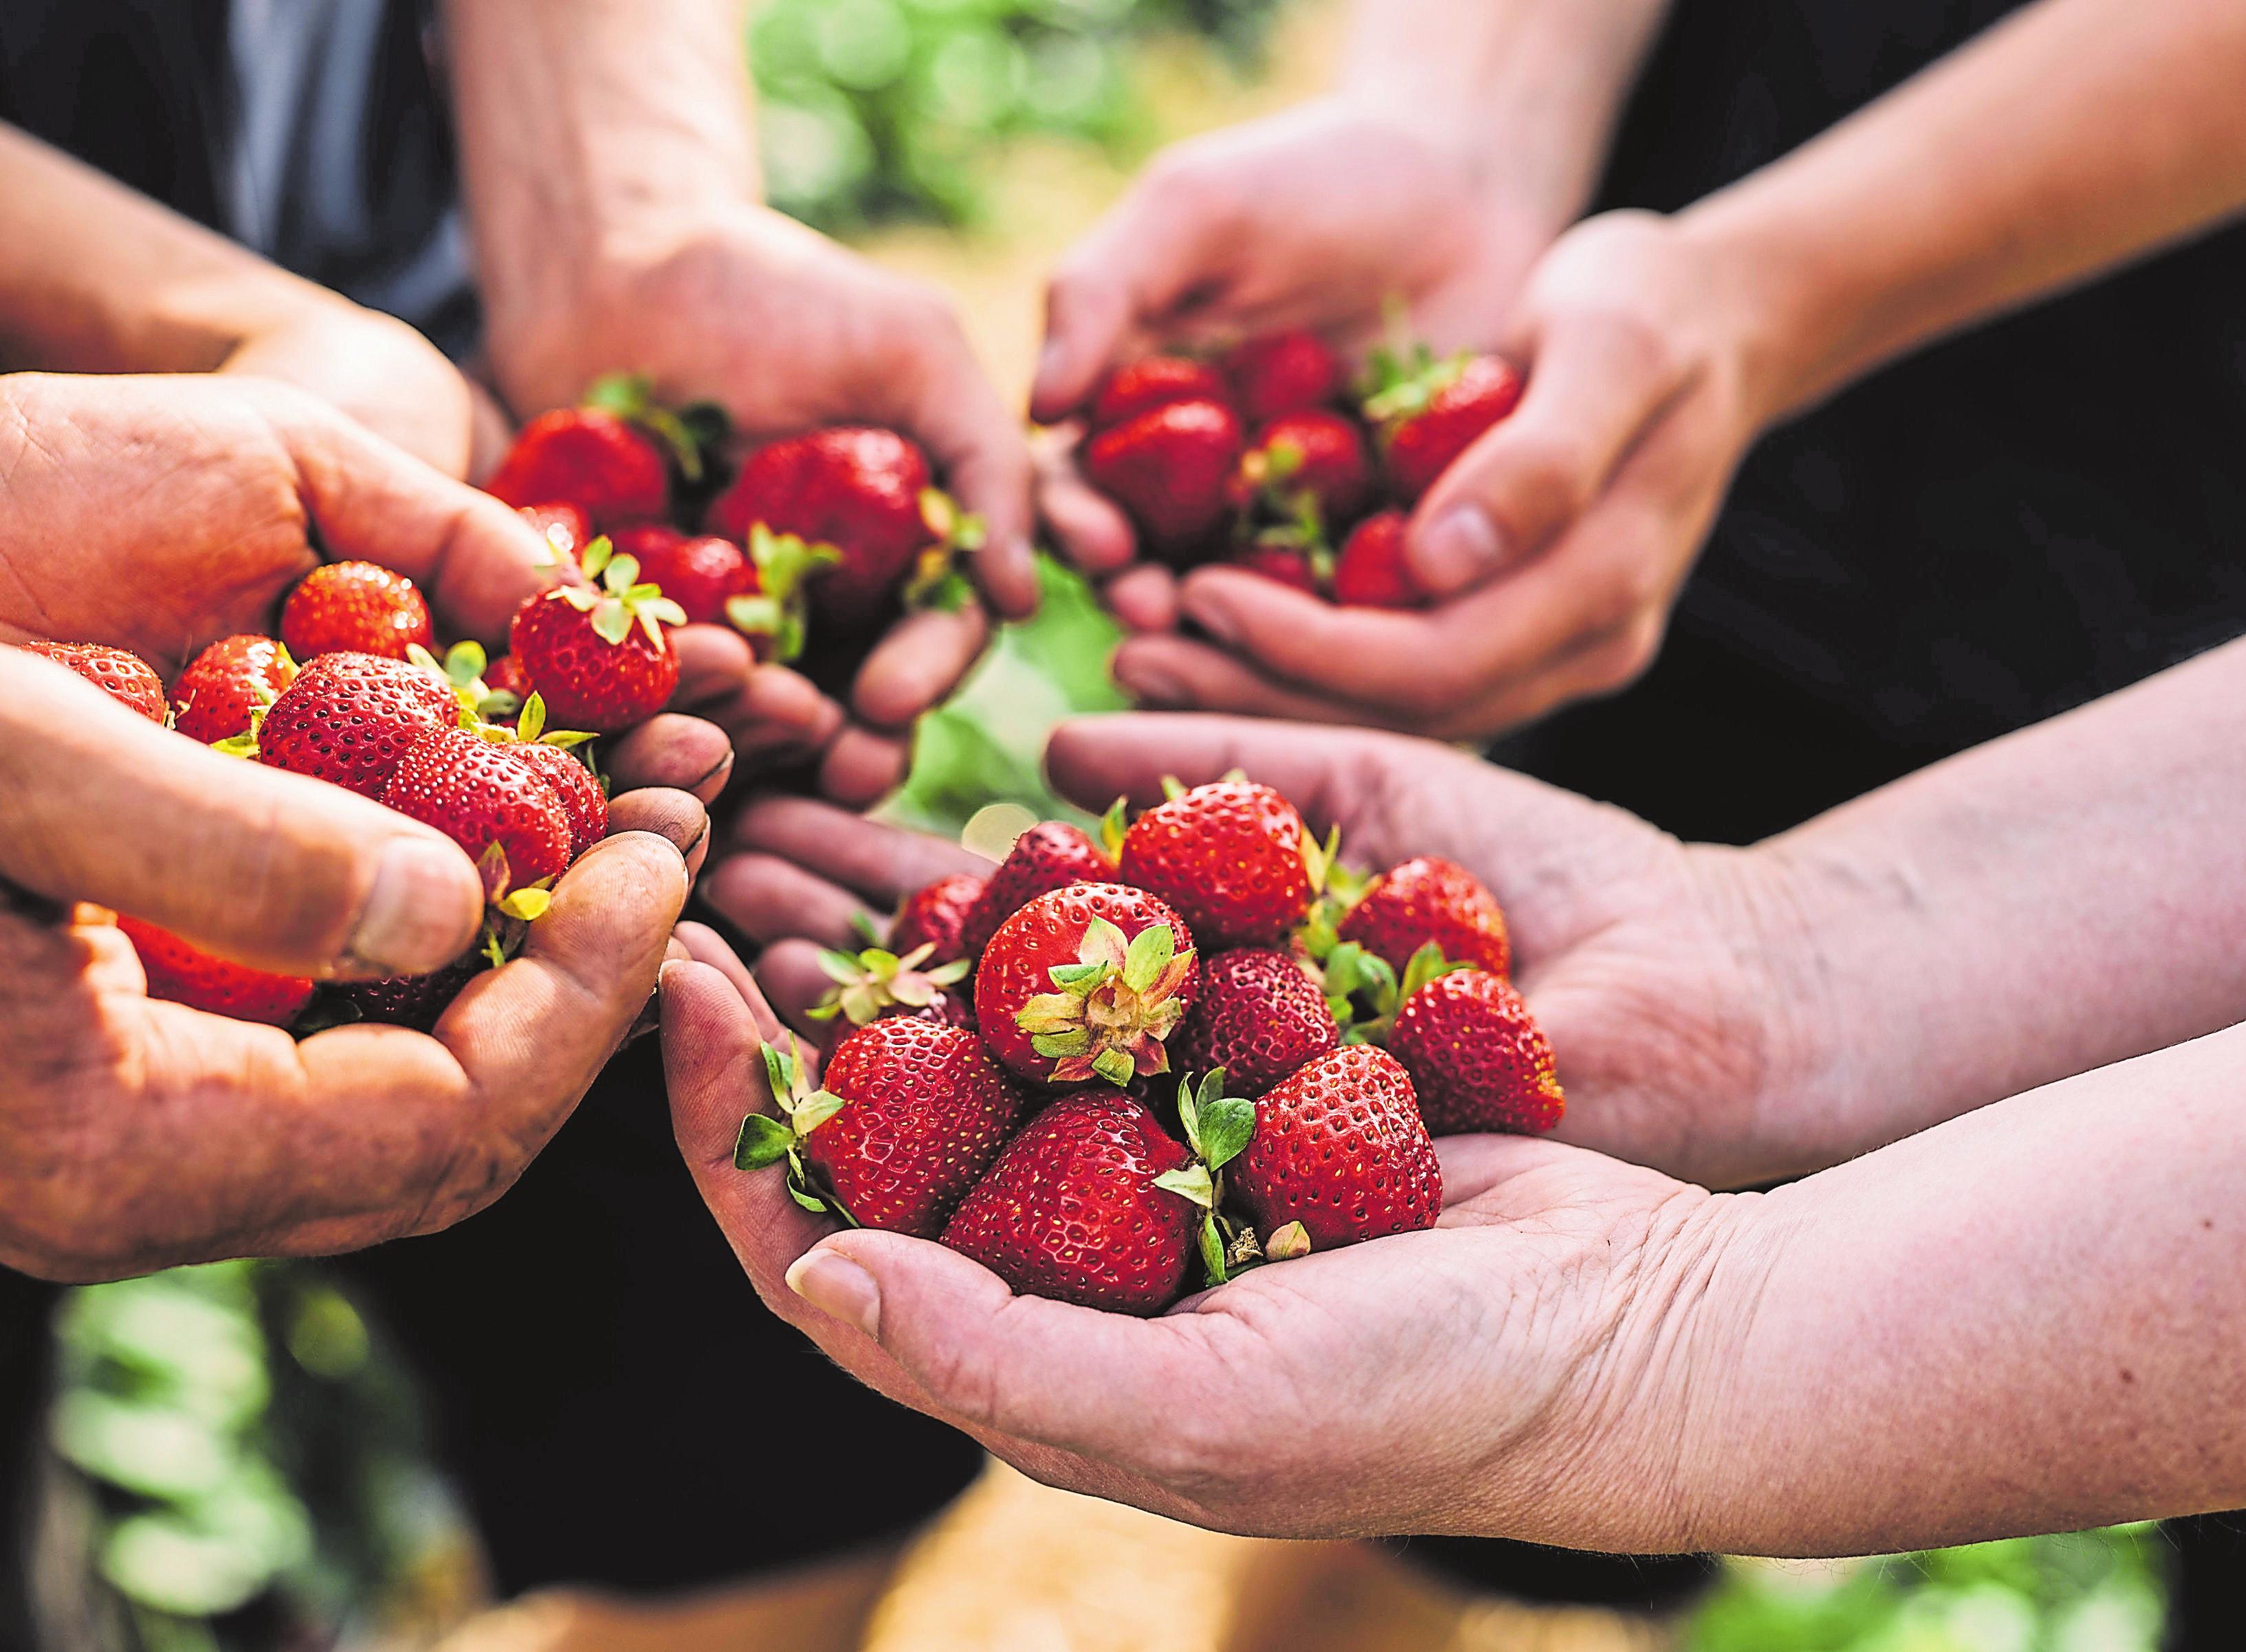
1666, 201, 1825, 434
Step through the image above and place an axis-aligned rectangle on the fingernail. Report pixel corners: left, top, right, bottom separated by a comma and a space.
351, 839, 476, 974
1033, 338, 1070, 401
787, 1248, 880, 1338
1115, 659, 1189, 708
1183, 597, 1240, 648
1414, 506, 1506, 595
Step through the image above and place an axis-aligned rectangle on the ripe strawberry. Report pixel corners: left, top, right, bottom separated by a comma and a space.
605, 527, 745, 627
736, 1025, 1023, 1239
1172, 949, 1339, 1093
1387, 969, 1563, 1135
1222, 329, 1344, 423
116, 915, 316, 1027
280, 562, 434, 661
258, 651, 461, 798
1229, 542, 1321, 593
1365, 351, 1524, 503
518, 502, 591, 564
381, 725, 572, 900
959, 822, 1118, 959
172, 635, 296, 742
1332, 511, 1424, 609
809, 940, 973, 1049
1338, 855, 1510, 978
940, 1090, 1198, 1314
485, 407, 670, 530
1088, 355, 1232, 432
511, 739, 606, 861
478, 652, 533, 721
1232, 409, 1373, 529
345, 958, 478, 1031
1121, 780, 1314, 949
889, 872, 987, 966
1084, 398, 1244, 561
1229, 1045, 1441, 1250
508, 537, 685, 734
975, 883, 1198, 1087
24, 641, 167, 722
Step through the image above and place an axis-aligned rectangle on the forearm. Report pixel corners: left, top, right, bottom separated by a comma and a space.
1684, 0, 2246, 421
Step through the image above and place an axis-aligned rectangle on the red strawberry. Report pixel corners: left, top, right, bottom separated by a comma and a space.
485, 407, 670, 530
1229, 542, 1321, 593
116, 915, 316, 1026
809, 940, 974, 1049
258, 651, 461, 798
940, 1090, 1198, 1314
1121, 780, 1314, 949
1366, 351, 1523, 503
1088, 355, 1232, 432
380, 725, 572, 899
1332, 511, 1424, 609
280, 562, 434, 661
736, 1024, 1022, 1239
1387, 969, 1563, 1135
1084, 398, 1244, 562
511, 739, 606, 861
1222, 329, 1344, 423
1229, 1045, 1441, 1251
1338, 855, 1510, 978
345, 958, 478, 1031
508, 537, 685, 734
1232, 409, 1373, 529
890, 872, 987, 967
518, 502, 591, 564
975, 883, 1198, 1088
172, 635, 296, 743
959, 822, 1118, 959
478, 652, 533, 722
612, 527, 753, 627
1172, 948, 1339, 1094
24, 641, 167, 722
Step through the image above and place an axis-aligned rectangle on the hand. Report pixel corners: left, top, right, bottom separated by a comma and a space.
0, 648, 701, 1282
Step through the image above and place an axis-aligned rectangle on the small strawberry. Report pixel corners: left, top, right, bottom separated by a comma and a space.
1332, 510, 1424, 609
23, 641, 167, 722
940, 1089, 1199, 1314
256, 651, 461, 798
888, 871, 987, 967
1231, 409, 1373, 531
1172, 948, 1339, 1094
518, 502, 591, 564
1083, 398, 1244, 561
735, 1026, 1023, 1239
1338, 855, 1510, 978
1088, 355, 1233, 432
116, 915, 316, 1027
279, 562, 434, 661
485, 405, 669, 531
975, 883, 1198, 1088
345, 957, 478, 1031
808, 941, 973, 1048
1387, 968, 1564, 1135
1222, 329, 1345, 423
171, 635, 296, 743
380, 725, 573, 907
608, 527, 749, 628
1121, 779, 1317, 949
508, 536, 685, 734
1229, 542, 1321, 593
959, 820, 1119, 960
1229, 1044, 1442, 1251
1364, 351, 1523, 503
500, 696, 608, 859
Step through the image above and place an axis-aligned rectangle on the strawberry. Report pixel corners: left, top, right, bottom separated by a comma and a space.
1083, 398, 1243, 561
257, 651, 461, 798
280, 562, 434, 661
1088, 355, 1232, 432
940, 1089, 1198, 1314
1365, 351, 1523, 503
1222, 329, 1344, 423
477, 652, 533, 723
1229, 542, 1321, 593
608, 527, 755, 628
171, 635, 296, 743
511, 738, 606, 861
345, 957, 478, 1031
1229, 1045, 1441, 1251
116, 915, 316, 1026
518, 502, 591, 564
959, 821, 1118, 959
1172, 948, 1339, 1094
720, 525, 839, 663
507, 536, 685, 734
1231, 409, 1373, 531
974, 883, 1198, 1088
736, 1026, 1023, 1239
1120, 780, 1315, 949
380, 725, 573, 902
23, 641, 166, 722
808, 941, 973, 1049
485, 407, 670, 531
1387, 968, 1563, 1135
1337, 855, 1510, 978
889, 871, 987, 967
1332, 511, 1424, 609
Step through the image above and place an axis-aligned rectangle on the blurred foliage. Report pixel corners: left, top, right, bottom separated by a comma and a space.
751, 0, 1283, 228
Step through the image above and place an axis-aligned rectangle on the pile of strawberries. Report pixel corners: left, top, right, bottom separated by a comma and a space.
738, 779, 1563, 1316
1071, 330, 1523, 608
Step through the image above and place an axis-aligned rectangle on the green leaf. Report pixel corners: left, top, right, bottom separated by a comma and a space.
1176, 1073, 1202, 1153
1121, 924, 1175, 995
1090, 1047, 1136, 1088
1198, 1095, 1255, 1172
1099, 797, 1129, 861
819, 948, 872, 984
591, 597, 632, 645
1032, 1030, 1092, 1058
580, 536, 613, 580
734, 1113, 796, 1170
793, 1090, 848, 1134
1399, 941, 1466, 1002
762, 1044, 796, 1108
1079, 914, 1130, 968
1047, 960, 1108, 991
788, 1183, 832, 1215
515, 692, 547, 743
1198, 1215, 1230, 1288
1160, 774, 1187, 802
1154, 1164, 1215, 1208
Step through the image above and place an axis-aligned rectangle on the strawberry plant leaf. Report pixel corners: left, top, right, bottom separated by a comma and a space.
1198, 1215, 1230, 1288
793, 1090, 848, 1134
1160, 774, 1187, 802
580, 537, 614, 580
1121, 924, 1175, 994
1032, 1030, 1092, 1059
591, 598, 632, 646
734, 1113, 796, 1169
1198, 1096, 1255, 1172
1090, 1047, 1137, 1088
1153, 1165, 1215, 1209
1099, 797, 1129, 861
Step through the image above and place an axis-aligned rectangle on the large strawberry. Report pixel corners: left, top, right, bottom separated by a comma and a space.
808, 941, 973, 1049
1232, 409, 1373, 533
735, 1025, 1022, 1239
1121, 780, 1316, 949
1083, 398, 1243, 561
1222, 329, 1344, 424
1089, 355, 1232, 432
959, 821, 1118, 959
485, 408, 670, 531
975, 883, 1198, 1088
1365, 351, 1524, 503
492, 694, 608, 859
171, 635, 296, 743
23, 641, 167, 722
508, 536, 685, 734
380, 725, 573, 904
1332, 510, 1425, 610
940, 1089, 1199, 1314
117, 915, 316, 1027
1229, 1044, 1442, 1251
1172, 948, 1338, 1094
256, 651, 461, 798
280, 562, 434, 661
1387, 969, 1564, 1135
1337, 855, 1510, 978
889, 871, 987, 967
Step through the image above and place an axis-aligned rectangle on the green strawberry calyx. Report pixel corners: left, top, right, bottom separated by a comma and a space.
1325, 940, 1471, 1044
731, 1040, 861, 1224
582, 372, 728, 487
901, 487, 987, 613
725, 524, 841, 663
809, 941, 971, 1028
1152, 1067, 1259, 1287
1015, 916, 1196, 1088
557, 538, 690, 652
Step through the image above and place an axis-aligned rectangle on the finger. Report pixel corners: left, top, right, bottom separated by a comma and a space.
605, 787, 710, 878
672, 645, 846, 771
1103, 564, 1180, 634
1111, 636, 1409, 724
851, 603, 991, 731
819, 727, 910, 810
671, 921, 789, 1043
1035, 443, 1140, 577
898, 333, 1039, 621
0, 650, 482, 979
748, 938, 846, 1033
730, 793, 991, 908
701, 850, 873, 951
603, 713, 735, 803
671, 624, 760, 707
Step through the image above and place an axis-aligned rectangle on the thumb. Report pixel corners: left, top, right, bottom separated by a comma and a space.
0, 648, 483, 978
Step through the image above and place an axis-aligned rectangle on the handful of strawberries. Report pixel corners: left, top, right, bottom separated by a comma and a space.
737, 778, 1565, 1316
